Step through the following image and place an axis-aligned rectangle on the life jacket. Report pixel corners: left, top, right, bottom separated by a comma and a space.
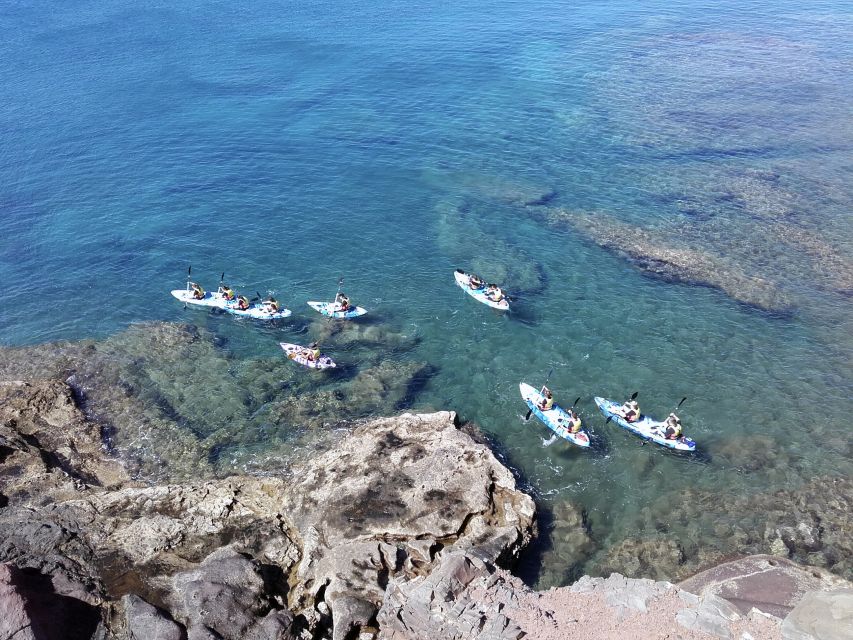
624, 400, 640, 421
541, 396, 553, 411
192, 285, 205, 299
568, 416, 582, 433
312, 348, 320, 359
237, 296, 249, 309
223, 288, 235, 301
266, 301, 279, 312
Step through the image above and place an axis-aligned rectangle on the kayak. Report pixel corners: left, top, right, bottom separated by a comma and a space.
520, 383, 591, 448
280, 343, 336, 369
171, 290, 292, 320
594, 397, 696, 451
454, 270, 509, 310
307, 301, 367, 319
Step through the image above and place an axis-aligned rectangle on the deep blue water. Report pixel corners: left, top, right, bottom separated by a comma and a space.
1, 0, 851, 585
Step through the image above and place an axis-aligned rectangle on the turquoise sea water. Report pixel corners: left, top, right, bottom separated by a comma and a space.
2, 0, 851, 585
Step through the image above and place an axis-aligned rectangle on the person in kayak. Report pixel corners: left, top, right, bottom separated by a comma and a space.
190, 282, 205, 300
538, 387, 554, 411
219, 284, 236, 301
262, 297, 280, 313
335, 292, 351, 312
468, 274, 484, 289
663, 413, 683, 439
618, 398, 641, 423
236, 295, 250, 310
566, 409, 582, 434
302, 342, 321, 362
485, 284, 505, 303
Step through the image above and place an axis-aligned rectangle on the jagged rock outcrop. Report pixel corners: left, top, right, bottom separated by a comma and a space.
0, 379, 535, 640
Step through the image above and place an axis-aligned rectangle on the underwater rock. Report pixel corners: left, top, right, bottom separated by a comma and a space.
263, 360, 433, 430
534, 208, 793, 312
593, 537, 686, 581
434, 199, 547, 295
308, 318, 419, 352
423, 169, 557, 207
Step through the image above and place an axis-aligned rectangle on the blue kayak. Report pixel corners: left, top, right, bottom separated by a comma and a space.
520, 383, 591, 448
594, 397, 696, 451
307, 301, 367, 319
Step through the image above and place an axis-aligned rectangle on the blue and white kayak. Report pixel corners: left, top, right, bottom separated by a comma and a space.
171, 290, 292, 320
454, 270, 509, 310
307, 301, 367, 319
594, 397, 696, 451
520, 383, 591, 448
280, 343, 336, 369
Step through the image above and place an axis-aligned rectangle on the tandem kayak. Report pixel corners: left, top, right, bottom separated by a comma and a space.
454, 270, 509, 310
171, 290, 292, 320
306, 301, 367, 319
520, 383, 591, 448
594, 397, 696, 451
280, 343, 336, 369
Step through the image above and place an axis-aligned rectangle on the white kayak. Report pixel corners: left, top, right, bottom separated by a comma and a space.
307, 300, 367, 319
171, 289, 292, 320
280, 343, 336, 369
594, 397, 697, 452
454, 270, 509, 310
520, 383, 591, 448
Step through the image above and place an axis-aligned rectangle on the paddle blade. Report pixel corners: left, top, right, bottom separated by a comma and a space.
573, 396, 581, 408
524, 408, 533, 421
187, 265, 192, 277
220, 272, 225, 283
606, 415, 613, 424
630, 391, 639, 400
676, 396, 687, 410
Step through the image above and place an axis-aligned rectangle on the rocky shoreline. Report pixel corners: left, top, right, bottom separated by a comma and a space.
1, 378, 851, 639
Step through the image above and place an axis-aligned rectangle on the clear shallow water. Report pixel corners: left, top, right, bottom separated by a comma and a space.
1, 0, 851, 585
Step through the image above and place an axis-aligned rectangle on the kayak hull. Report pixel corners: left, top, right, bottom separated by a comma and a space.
280, 343, 336, 369
307, 301, 367, 319
454, 270, 509, 310
594, 397, 696, 451
520, 383, 591, 448
171, 290, 292, 319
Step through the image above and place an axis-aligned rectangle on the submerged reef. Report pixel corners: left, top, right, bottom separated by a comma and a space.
0, 321, 430, 482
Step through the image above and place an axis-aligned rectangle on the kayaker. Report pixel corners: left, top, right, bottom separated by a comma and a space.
302, 342, 321, 362
538, 387, 554, 411
485, 284, 504, 303
236, 295, 250, 310
219, 284, 235, 301
664, 413, 683, 439
566, 409, 582, 434
190, 282, 205, 300
619, 398, 641, 423
335, 292, 351, 312
262, 297, 280, 313
468, 274, 484, 289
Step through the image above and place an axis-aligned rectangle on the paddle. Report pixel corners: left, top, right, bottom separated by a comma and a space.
331, 277, 344, 316
606, 391, 638, 424
672, 397, 687, 413
525, 368, 554, 421
184, 265, 192, 308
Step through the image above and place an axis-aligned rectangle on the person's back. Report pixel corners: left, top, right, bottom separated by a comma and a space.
622, 399, 640, 422
664, 413, 682, 439
221, 285, 235, 301
567, 410, 582, 433
237, 295, 249, 310
264, 298, 279, 312
539, 388, 554, 411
